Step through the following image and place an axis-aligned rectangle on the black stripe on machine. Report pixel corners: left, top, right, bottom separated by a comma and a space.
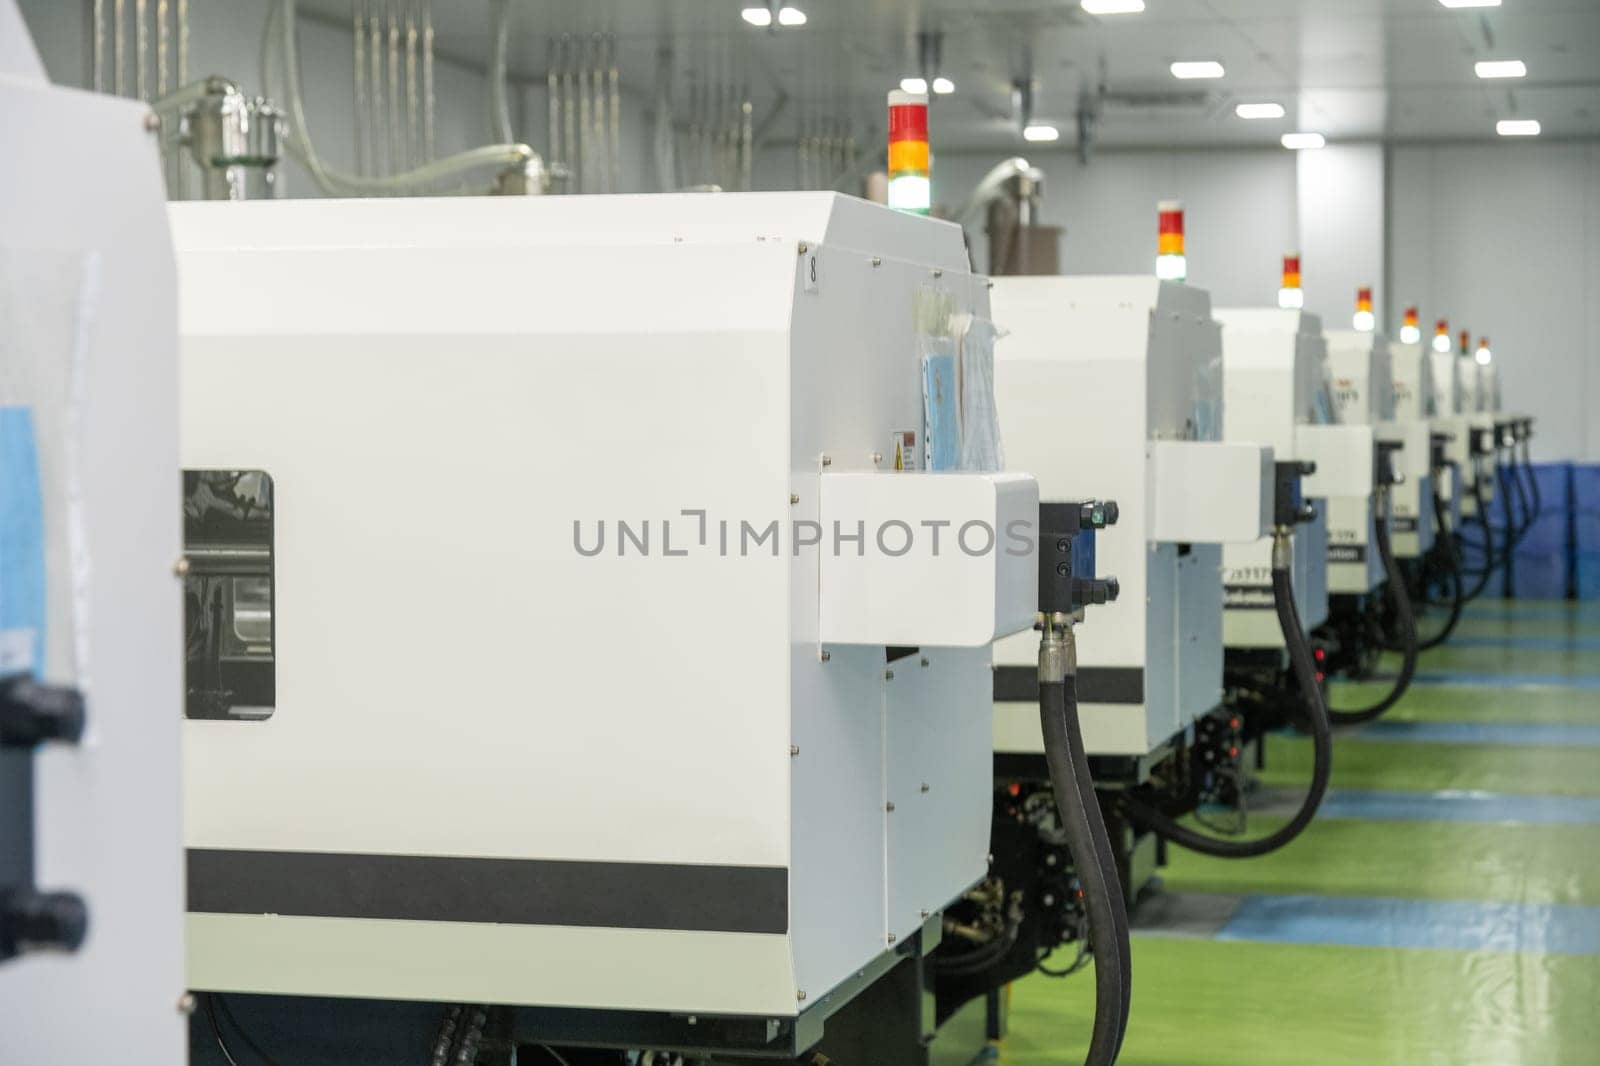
1392, 517, 1418, 533
1224, 584, 1276, 610
186, 849, 788, 934
1328, 545, 1368, 563
993, 665, 1144, 705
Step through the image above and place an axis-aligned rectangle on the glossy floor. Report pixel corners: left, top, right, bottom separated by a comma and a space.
935, 599, 1600, 1066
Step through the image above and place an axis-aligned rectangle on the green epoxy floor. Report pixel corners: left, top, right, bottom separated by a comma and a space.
934, 599, 1600, 1066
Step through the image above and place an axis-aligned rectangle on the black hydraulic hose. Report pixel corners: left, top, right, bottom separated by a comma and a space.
1460, 467, 1499, 602
1522, 441, 1542, 526
1417, 488, 1464, 650
1123, 540, 1332, 858
1039, 635, 1131, 1065
1328, 491, 1418, 724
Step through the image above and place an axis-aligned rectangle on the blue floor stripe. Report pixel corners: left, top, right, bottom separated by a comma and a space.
1317, 789, 1600, 825
1443, 636, 1600, 652
1217, 894, 1600, 955
1355, 720, 1600, 747
1409, 670, 1600, 691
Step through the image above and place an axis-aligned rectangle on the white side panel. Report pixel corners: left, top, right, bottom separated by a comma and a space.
1176, 544, 1225, 724
818, 473, 1038, 648
1148, 441, 1273, 544
884, 648, 990, 938
1297, 424, 1376, 499
0, 55, 186, 1065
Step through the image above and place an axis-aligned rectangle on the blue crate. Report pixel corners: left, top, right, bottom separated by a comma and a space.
1532, 462, 1573, 513
1511, 551, 1570, 600
1577, 553, 1600, 600
1577, 512, 1600, 555
1574, 464, 1600, 513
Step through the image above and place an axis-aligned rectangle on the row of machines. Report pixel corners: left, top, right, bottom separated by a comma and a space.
1, 12, 1536, 1061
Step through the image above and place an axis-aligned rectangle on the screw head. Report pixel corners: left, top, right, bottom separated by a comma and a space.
920, 657, 929, 667
885, 669, 895, 681
173, 556, 191, 578
177, 993, 197, 1015
819, 649, 831, 662
790, 745, 800, 757
920, 782, 930, 793
871, 256, 882, 267
144, 111, 161, 132
797, 990, 808, 1002
886, 802, 896, 812
790, 493, 799, 505
886, 933, 897, 944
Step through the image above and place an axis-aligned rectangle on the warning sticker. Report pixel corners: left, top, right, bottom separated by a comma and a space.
891, 430, 920, 472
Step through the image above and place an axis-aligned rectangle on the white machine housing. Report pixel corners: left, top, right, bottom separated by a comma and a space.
989, 277, 1272, 758
1322, 329, 1391, 592
1384, 340, 1443, 555
1215, 309, 1378, 646
173, 193, 1037, 1021
0, 6, 186, 1060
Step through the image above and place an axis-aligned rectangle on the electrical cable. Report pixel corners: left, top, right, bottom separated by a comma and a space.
1327, 488, 1418, 724
1123, 533, 1332, 858
1038, 623, 1131, 1065
1416, 487, 1464, 650
213, 995, 282, 1066
205, 995, 243, 1066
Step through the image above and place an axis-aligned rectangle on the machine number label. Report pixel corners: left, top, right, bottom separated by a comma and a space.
803, 253, 820, 294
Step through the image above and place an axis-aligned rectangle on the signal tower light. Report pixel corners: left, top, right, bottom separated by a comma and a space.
886, 90, 931, 214
1278, 254, 1304, 310
1353, 286, 1375, 332
1156, 200, 1187, 282
1400, 307, 1421, 345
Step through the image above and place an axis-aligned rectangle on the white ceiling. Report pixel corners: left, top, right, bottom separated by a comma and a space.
303, 0, 1600, 151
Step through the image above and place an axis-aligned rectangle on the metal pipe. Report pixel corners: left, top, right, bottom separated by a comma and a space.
387, 0, 400, 185
421, 0, 434, 161
590, 35, 605, 192
136, 0, 147, 99
547, 38, 560, 175
488, 0, 514, 144
608, 34, 621, 194
405, 0, 418, 170
93, 0, 104, 92
177, 0, 187, 87
114, 0, 125, 95
157, 0, 168, 97
652, 45, 675, 192
353, 0, 367, 175
368, 7, 384, 173
562, 37, 577, 192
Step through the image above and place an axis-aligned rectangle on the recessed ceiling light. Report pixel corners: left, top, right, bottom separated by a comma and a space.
1281, 131, 1326, 150
1475, 60, 1527, 79
1236, 102, 1286, 119
900, 77, 928, 94
741, 6, 772, 26
1497, 119, 1541, 136
777, 6, 806, 26
1171, 61, 1225, 80
1438, 0, 1500, 8
1081, 0, 1146, 13
1023, 124, 1061, 142
932, 76, 956, 94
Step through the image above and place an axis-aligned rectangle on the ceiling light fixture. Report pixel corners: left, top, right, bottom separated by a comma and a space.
1496, 119, 1541, 136
1281, 131, 1326, 150
1081, 0, 1146, 13
1023, 124, 1061, 142
1236, 102, 1286, 119
1171, 61, 1225, 80
1475, 59, 1527, 79
743, 6, 807, 27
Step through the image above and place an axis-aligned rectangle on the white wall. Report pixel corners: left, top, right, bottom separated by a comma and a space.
934, 148, 1298, 310
1298, 144, 1385, 328
1391, 141, 1600, 462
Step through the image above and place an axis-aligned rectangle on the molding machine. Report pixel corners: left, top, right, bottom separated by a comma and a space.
171, 192, 1057, 1060
0, 5, 186, 1060
1213, 309, 1375, 719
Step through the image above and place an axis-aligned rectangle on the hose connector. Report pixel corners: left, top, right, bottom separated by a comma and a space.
1038, 615, 1075, 684
1271, 527, 1294, 571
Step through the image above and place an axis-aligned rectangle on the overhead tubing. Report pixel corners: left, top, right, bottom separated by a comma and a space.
263, 0, 543, 195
